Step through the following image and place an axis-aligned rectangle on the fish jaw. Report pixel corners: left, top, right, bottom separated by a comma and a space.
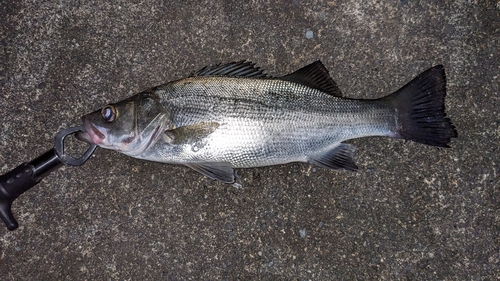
76, 121, 106, 145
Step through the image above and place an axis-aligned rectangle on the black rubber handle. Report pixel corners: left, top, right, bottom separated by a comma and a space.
0, 149, 63, 230
0, 126, 97, 231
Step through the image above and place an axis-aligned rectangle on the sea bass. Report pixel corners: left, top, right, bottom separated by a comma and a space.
76, 61, 457, 183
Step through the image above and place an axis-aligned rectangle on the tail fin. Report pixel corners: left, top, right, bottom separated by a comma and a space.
386, 65, 457, 147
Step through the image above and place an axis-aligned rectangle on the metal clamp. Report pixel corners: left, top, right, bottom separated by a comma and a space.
55, 126, 97, 166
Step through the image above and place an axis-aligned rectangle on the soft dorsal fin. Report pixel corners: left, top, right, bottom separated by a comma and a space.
280, 61, 342, 97
191, 61, 268, 78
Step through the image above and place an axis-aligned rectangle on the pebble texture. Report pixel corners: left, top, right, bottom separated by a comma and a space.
1, 1, 499, 280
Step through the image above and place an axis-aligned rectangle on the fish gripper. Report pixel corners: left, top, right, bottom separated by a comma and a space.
0, 126, 96, 230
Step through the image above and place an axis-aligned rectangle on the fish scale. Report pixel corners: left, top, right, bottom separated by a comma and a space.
147, 76, 396, 167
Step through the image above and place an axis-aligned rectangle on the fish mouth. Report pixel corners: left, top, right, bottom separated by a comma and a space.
75, 122, 105, 145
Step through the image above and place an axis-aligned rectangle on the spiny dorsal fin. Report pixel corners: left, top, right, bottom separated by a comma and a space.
280, 61, 342, 97
191, 61, 268, 78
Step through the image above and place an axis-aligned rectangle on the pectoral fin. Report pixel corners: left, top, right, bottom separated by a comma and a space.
165, 122, 220, 145
309, 143, 358, 171
186, 162, 235, 183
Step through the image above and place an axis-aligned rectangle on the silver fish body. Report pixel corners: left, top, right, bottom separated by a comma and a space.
148, 77, 393, 166
77, 61, 457, 182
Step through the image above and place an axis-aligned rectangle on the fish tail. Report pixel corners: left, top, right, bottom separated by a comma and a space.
385, 65, 457, 147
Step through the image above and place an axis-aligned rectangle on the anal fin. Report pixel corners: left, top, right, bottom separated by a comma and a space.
309, 143, 358, 171
185, 162, 235, 183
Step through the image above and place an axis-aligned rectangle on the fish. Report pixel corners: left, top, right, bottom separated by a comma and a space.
76, 61, 457, 183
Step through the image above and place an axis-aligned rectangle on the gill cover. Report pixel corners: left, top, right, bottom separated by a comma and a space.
79, 92, 170, 155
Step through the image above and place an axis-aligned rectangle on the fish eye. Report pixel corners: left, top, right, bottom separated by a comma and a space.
101, 105, 117, 123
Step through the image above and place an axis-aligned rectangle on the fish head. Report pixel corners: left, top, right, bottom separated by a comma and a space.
76, 93, 170, 156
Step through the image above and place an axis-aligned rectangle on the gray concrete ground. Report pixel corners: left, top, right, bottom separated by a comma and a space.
1, 1, 499, 280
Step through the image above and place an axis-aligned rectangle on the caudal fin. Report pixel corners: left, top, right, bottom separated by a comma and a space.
386, 65, 457, 147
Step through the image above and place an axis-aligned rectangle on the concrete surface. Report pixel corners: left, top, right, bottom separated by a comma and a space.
1, 0, 499, 280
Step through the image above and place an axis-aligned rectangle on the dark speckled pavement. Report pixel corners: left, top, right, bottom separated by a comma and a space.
0, 1, 498, 279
